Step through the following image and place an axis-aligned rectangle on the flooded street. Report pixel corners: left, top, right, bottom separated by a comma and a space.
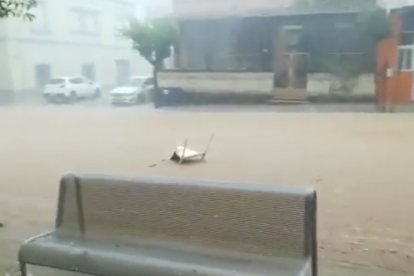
0, 105, 413, 275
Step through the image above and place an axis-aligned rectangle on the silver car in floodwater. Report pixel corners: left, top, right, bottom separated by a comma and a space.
110, 76, 154, 105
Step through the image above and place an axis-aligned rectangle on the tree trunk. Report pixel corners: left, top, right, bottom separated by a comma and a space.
153, 65, 159, 90
152, 65, 160, 108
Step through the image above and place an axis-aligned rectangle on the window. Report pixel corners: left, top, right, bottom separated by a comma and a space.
399, 32, 414, 46
283, 26, 303, 52
69, 77, 85, 84
71, 8, 99, 35
30, 2, 49, 33
397, 46, 413, 71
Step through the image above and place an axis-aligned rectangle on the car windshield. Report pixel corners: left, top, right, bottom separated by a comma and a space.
48, 78, 65, 84
123, 78, 145, 87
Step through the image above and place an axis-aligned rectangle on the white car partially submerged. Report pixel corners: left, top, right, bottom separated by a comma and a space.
43, 76, 101, 103
110, 76, 154, 105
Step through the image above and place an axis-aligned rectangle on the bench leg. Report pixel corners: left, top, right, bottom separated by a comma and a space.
19, 262, 27, 276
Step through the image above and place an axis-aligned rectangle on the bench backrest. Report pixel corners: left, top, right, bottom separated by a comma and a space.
56, 173, 317, 266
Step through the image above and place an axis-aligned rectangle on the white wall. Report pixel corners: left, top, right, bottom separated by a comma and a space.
0, 41, 13, 90
140, 0, 172, 18
378, 0, 414, 9
2, 0, 137, 47
4, 40, 151, 90
0, 0, 152, 91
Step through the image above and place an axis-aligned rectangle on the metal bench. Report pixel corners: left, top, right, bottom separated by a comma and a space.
19, 173, 318, 276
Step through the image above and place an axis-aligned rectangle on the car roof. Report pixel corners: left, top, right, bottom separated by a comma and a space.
129, 76, 151, 80
51, 76, 83, 79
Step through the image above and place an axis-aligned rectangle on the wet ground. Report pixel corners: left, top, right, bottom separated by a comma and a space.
0, 105, 412, 276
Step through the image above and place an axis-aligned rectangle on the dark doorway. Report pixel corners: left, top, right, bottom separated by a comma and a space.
34, 64, 51, 87
81, 64, 96, 81
115, 59, 131, 85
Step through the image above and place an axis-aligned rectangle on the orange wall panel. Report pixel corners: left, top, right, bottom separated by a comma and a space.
376, 14, 413, 105
393, 72, 412, 103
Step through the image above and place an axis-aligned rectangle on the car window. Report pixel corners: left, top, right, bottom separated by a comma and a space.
48, 78, 65, 85
69, 77, 84, 84
143, 78, 154, 85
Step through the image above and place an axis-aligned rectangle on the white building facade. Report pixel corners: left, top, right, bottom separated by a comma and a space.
0, 0, 151, 100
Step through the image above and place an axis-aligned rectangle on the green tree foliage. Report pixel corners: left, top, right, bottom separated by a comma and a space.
0, 0, 36, 20
354, 8, 392, 42
291, 0, 377, 11
293, 0, 391, 77
291, 0, 391, 42
120, 17, 178, 91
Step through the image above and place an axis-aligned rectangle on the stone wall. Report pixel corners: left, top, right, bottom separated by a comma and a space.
307, 73, 375, 96
158, 71, 375, 96
158, 72, 274, 94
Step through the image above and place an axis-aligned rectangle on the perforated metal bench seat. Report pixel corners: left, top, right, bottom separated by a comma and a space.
19, 174, 318, 276
20, 235, 309, 276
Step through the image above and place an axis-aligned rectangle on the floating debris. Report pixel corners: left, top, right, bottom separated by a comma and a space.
170, 135, 214, 164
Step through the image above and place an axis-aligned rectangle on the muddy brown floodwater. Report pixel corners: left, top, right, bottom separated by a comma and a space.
0, 106, 413, 276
